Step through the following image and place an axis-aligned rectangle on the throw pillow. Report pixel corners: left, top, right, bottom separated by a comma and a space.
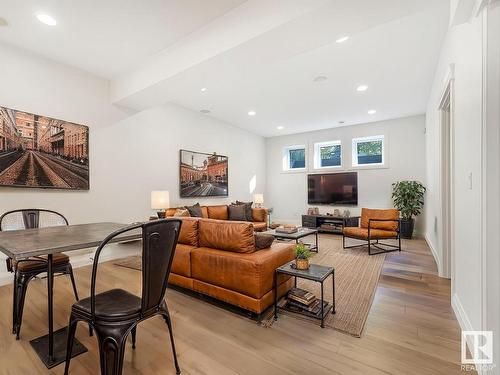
235, 200, 253, 221
254, 233, 275, 249
173, 208, 190, 217
185, 203, 203, 217
228, 204, 247, 221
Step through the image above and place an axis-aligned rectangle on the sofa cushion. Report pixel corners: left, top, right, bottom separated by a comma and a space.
186, 203, 203, 217
254, 233, 274, 249
171, 243, 196, 277
228, 204, 247, 221
191, 242, 295, 299
343, 227, 397, 240
199, 219, 255, 253
360, 208, 399, 231
207, 205, 228, 220
251, 208, 267, 223
235, 201, 253, 221
252, 222, 267, 232
178, 217, 199, 246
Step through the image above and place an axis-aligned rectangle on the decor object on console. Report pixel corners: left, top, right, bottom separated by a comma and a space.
151, 190, 170, 218
342, 208, 401, 255
0, 105, 89, 190
391, 180, 426, 239
179, 149, 228, 197
294, 242, 312, 270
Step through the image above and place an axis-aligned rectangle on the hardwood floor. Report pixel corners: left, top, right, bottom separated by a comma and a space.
0, 237, 468, 374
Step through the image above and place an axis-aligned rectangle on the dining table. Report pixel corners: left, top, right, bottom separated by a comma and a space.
0, 222, 142, 369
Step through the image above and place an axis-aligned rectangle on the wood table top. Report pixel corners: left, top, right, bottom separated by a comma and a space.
0, 222, 142, 259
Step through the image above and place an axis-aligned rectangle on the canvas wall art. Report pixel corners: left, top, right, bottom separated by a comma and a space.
180, 149, 228, 197
0, 106, 89, 190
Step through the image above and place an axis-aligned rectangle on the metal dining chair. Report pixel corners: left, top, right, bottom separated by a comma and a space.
64, 218, 182, 375
0, 209, 79, 340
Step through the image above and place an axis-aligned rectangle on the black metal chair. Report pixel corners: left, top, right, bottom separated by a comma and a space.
0, 209, 79, 340
64, 219, 182, 375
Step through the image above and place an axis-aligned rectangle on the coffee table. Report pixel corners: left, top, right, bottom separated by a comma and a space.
274, 260, 335, 328
265, 227, 318, 252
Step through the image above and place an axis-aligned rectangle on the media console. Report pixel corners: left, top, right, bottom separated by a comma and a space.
302, 214, 359, 234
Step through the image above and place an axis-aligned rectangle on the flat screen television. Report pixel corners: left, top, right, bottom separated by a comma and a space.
308, 172, 358, 205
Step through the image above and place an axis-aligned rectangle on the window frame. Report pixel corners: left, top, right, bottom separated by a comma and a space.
282, 144, 307, 172
313, 140, 343, 170
351, 135, 386, 168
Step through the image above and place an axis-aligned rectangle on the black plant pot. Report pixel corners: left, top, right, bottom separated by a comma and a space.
400, 218, 414, 239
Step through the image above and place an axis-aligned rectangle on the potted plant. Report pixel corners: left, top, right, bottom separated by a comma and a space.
391, 180, 426, 239
295, 243, 312, 270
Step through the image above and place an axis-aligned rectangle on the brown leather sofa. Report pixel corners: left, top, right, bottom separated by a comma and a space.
166, 204, 268, 231
167, 217, 295, 315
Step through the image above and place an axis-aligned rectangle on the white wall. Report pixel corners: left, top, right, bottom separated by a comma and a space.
265, 115, 427, 233
0, 42, 266, 284
424, 5, 484, 336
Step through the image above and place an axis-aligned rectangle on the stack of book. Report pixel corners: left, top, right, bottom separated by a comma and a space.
285, 287, 328, 317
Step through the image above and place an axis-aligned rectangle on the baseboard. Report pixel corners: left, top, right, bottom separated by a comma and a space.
424, 233, 442, 276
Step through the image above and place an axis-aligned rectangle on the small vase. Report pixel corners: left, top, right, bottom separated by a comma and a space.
296, 258, 310, 270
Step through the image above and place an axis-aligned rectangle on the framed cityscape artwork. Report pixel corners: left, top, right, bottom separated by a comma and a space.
0, 106, 89, 190
179, 149, 228, 197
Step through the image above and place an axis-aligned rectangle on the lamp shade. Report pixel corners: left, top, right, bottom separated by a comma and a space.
151, 191, 170, 210
253, 193, 264, 205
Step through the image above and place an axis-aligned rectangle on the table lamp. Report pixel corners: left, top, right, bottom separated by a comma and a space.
151, 190, 170, 218
253, 193, 264, 208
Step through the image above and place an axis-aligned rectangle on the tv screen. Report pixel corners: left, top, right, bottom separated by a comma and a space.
308, 172, 358, 205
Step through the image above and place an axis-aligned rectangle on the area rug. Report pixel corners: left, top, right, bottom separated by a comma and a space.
261, 235, 386, 337
113, 235, 386, 337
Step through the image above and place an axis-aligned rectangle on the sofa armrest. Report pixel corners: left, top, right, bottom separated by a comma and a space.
252, 208, 268, 225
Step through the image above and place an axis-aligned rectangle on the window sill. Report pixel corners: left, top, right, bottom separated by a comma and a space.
349, 163, 389, 171
281, 168, 307, 174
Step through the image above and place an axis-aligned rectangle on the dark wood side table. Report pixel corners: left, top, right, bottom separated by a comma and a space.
274, 261, 335, 328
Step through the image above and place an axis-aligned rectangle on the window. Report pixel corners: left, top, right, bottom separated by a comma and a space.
352, 135, 385, 167
283, 145, 306, 171
314, 141, 342, 169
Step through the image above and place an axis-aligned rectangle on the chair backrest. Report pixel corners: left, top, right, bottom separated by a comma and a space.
360, 208, 399, 231
0, 209, 68, 231
90, 219, 182, 319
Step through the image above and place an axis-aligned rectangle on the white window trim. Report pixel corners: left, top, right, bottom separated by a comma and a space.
313, 140, 342, 170
282, 145, 307, 172
351, 135, 386, 169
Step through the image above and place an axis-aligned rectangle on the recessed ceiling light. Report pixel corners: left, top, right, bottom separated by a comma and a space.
200, 109, 211, 114
36, 14, 57, 26
276, 126, 284, 130
336, 36, 349, 43
338, 121, 345, 124
200, 87, 207, 92
248, 110, 256, 116
368, 109, 377, 115
356, 85, 368, 92
313, 76, 328, 82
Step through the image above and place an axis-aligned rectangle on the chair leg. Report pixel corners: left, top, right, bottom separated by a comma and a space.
162, 308, 181, 374
94, 323, 131, 375
13, 272, 31, 340
342, 235, 345, 249
67, 264, 79, 301
12, 272, 18, 334
89, 324, 93, 337
64, 314, 79, 375
131, 326, 137, 349
368, 240, 372, 256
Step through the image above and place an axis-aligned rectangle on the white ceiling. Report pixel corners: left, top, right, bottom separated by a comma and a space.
0, 0, 246, 78
0, 0, 450, 137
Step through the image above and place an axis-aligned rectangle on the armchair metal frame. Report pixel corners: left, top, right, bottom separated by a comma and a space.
64, 219, 182, 375
343, 218, 402, 256
0, 209, 79, 339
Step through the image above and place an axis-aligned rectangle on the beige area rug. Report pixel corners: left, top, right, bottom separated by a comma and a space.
114, 235, 386, 337
261, 235, 386, 337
